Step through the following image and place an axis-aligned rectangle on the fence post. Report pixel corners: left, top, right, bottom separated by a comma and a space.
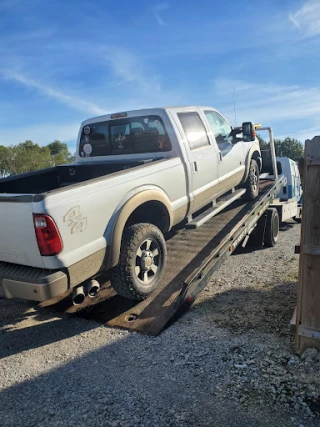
295, 136, 320, 354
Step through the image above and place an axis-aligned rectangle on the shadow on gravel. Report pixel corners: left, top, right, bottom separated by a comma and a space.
279, 222, 295, 232
0, 309, 98, 359
232, 221, 299, 256
0, 281, 297, 361
195, 281, 297, 338
0, 318, 301, 427
0, 277, 312, 426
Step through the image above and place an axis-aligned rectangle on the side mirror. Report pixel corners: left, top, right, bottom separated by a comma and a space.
242, 122, 256, 142
230, 127, 242, 144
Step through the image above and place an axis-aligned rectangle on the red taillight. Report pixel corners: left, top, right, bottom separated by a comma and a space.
33, 214, 63, 256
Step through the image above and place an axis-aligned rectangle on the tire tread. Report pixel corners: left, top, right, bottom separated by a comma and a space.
111, 223, 166, 300
264, 208, 279, 247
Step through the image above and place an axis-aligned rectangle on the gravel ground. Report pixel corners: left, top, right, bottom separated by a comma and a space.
1, 221, 320, 427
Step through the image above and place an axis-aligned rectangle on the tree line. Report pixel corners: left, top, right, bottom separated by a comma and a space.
0, 140, 75, 178
257, 136, 304, 162
0, 136, 304, 178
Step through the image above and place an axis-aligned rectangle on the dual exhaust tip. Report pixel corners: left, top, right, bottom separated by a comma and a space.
72, 279, 100, 305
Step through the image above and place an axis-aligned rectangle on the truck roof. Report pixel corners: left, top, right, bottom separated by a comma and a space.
81, 106, 218, 126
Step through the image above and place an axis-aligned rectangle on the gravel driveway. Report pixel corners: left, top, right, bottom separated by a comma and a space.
1, 221, 319, 427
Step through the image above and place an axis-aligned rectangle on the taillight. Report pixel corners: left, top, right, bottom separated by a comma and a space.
33, 214, 63, 256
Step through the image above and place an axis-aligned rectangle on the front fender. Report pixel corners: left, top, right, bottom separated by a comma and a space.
242, 144, 262, 183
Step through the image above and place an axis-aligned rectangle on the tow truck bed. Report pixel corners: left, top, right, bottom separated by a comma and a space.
41, 177, 285, 336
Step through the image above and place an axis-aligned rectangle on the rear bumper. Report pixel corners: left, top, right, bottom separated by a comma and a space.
0, 261, 68, 301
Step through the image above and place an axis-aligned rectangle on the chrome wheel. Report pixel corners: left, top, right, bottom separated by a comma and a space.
135, 238, 161, 285
252, 169, 258, 193
245, 159, 260, 200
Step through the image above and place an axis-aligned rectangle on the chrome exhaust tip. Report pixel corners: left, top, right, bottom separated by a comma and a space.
72, 286, 85, 305
86, 279, 100, 298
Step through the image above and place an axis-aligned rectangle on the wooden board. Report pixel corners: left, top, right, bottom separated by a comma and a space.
295, 137, 320, 354
290, 306, 297, 333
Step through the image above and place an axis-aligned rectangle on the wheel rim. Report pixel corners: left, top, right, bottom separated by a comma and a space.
273, 213, 279, 240
135, 238, 161, 285
252, 167, 258, 193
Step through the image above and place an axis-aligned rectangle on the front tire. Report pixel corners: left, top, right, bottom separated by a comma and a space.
111, 223, 167, 300
245, 159, 260, 200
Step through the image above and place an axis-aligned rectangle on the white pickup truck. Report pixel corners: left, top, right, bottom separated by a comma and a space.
0, 106, 261, 302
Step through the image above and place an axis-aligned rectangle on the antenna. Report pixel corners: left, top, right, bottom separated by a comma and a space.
233, 87, 237, 126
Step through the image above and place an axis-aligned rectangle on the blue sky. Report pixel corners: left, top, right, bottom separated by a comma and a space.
1, 0, 320, 153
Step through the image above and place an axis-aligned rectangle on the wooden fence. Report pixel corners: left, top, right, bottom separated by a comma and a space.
295, 136, 320, 354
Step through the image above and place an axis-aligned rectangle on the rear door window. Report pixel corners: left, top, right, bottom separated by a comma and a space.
178, 112, 210, 150
79, 115, 171, 157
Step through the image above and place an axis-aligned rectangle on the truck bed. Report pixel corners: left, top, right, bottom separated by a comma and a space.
0, 159, 157, 195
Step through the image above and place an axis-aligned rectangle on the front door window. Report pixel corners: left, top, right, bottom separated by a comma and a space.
204, 111, 232, 147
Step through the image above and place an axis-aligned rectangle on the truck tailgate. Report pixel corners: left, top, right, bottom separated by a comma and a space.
0, 198, 43, 268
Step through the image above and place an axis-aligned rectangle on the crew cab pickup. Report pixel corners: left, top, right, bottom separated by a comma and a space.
0, 106, 261, 302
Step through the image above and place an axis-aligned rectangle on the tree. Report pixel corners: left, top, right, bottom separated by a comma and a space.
256, 135, 304, 162
257, 135, 268, 150
47, 140, 74, 165
0, 140, 75, 177
0, 145, 10, 178
273, 138, 304, 162
2, 141, 52, 176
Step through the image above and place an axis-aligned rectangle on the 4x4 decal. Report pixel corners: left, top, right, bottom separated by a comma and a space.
63, 206, 87, 234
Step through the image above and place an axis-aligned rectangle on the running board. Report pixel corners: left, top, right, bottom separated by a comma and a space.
186, 189, 246, 229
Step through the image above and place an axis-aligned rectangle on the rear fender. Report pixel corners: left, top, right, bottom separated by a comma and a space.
109, 188, 173, 267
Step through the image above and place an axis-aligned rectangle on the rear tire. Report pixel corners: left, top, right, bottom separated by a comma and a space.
245, 159, 260, 200
264, 208, 279, 247
111, 223, 167, 300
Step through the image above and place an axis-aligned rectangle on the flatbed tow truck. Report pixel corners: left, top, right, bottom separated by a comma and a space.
40, 126, 286, 336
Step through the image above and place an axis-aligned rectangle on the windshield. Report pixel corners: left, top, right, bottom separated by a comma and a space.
79, 115, 172, 158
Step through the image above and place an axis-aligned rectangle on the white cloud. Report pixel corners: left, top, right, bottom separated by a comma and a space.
0, 122, 79, 147
289, 14, 301, 29
153, 3, 169, 26
102, 47, 162, 92
213, 79, 320, 140
289, 0, 320, 37
280, 125, 320, 143
1, 71, 106, 116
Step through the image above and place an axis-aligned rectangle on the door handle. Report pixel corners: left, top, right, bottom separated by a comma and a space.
192, 161, 198, 173
219, 152, 222, 161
